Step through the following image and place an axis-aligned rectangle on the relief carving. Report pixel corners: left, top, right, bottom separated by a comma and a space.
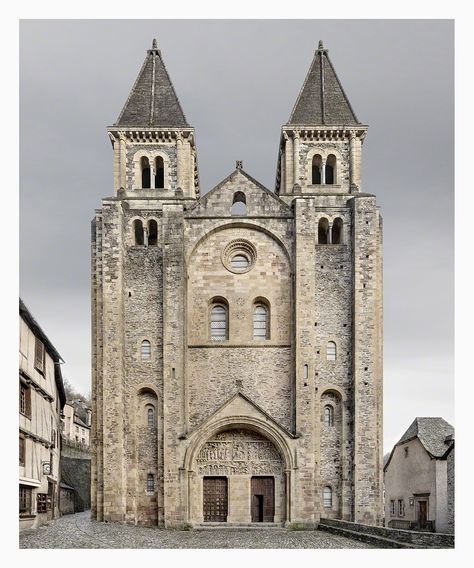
196, 429, 283, 476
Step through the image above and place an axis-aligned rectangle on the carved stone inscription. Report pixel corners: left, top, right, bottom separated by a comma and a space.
196, 429, 283, 476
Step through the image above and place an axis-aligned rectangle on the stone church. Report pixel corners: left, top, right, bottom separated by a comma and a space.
91, 39, 383, 528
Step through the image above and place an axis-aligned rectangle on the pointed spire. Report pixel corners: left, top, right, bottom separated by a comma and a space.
287, 41, 359, 126
115, 40, 189, 127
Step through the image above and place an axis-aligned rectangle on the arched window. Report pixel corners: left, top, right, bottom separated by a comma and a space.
147, 406, 155, 427
134, 219, 144, 245
324, 405, 334, 427
147, 473, 155, 492
155, 156, 164, 189
141, 156, 151, 189
325, 154, 336, 185
327, 341, 337, 361
141, 340, 151, 361
231, 191, 247, 216
332, 218, 343, 245
312, 154, 322, 184
323, 486, 333, 508
148, 219, 158, 246
210, 303, 228, 341
318, 218, 329, 245
253, 303, 269, 340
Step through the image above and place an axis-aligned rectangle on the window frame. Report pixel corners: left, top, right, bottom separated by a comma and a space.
147, 406, 155, 427
19, 435, 25, 466
140, 340, 152, 361
19, 485, 33, 516
19, 382, 31, 418
324, 405, 334, 427
253, 303, 270, 341
146, 473, 155, 493
34, 337, 45, 374
210, 302, 229, 341
326, 341, 337, 362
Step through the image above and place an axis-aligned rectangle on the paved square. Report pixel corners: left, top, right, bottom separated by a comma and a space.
20, 512, 374, 549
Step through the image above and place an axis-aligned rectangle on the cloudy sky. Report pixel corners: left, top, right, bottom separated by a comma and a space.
19, 19, 454, 452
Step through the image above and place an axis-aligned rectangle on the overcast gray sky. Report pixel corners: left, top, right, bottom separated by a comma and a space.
19, 19, 454, 452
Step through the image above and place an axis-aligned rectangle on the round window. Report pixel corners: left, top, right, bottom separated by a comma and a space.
230, 254, 249, 270
222, 239, 257, 274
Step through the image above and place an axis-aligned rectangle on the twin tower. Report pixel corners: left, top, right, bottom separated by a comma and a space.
91, 39, 383, 527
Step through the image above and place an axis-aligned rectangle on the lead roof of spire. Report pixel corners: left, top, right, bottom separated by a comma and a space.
115, 39, 189, 127
287, 40, 360, 126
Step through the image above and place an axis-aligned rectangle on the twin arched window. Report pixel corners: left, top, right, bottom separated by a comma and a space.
209, 299, 270, 341
312, 154, 337, 185
323, 486, 333, 507
133, 219, 158, 246
317, 217, 344, 245
140, 156, 165, 189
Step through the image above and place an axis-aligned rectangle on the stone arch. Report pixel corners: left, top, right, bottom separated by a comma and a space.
184, 417, 294, 525
186, 221, 291, 266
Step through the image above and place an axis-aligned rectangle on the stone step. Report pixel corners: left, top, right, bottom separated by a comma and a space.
195, 522, 284, 530
319, 524, 419, 549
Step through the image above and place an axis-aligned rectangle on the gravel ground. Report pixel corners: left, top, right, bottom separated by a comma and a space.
20, 511, 374, 549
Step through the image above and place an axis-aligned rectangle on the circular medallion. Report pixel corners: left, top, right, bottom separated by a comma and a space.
222, 239, 257, 274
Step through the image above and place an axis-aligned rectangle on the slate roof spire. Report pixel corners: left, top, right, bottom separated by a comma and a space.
115, 39, 189, 128
287, 40, 360, 126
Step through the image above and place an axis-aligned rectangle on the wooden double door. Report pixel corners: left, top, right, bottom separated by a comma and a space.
203, 476, 275, 523
251, 476, 275, 522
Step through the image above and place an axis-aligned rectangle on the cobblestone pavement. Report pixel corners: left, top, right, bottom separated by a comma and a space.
20, 511, 374, 549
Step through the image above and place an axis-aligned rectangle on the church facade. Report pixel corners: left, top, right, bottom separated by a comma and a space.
91, 39, 383, 527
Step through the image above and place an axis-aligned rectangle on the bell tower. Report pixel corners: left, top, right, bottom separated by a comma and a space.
276, 41, 367, 196
107, 39, 199, 199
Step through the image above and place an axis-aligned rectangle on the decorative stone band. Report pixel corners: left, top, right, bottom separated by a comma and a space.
106, 127, 196, 146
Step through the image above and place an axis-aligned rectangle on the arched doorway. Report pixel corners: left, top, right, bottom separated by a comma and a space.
191, 428, 286, 524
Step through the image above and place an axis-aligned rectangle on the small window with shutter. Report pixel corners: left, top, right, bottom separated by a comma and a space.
34, 337, 45, 373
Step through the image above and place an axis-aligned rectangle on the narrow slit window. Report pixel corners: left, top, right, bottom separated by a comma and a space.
155, 156, 164, 188
324, 405, 334, 427
303, 364, 308, 379
323, 486, 332, 508
148, 220, 158, 246
141, 156, 151, 188
141, 340, 151, 361
327, 341, 337, 361
253, 304, 269, 340
147, 473, 155, 492
210, 304, 228, 341
134, 219, 144, 245
147, 407, 155, 427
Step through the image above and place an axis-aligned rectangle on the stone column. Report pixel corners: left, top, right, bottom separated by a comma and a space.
162, 203, 186, 527
321, 157, 326, 185
294, 197, 317, 526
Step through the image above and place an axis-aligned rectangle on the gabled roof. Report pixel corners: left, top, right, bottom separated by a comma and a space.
384, 417, 454, 471
287, 41, 360, 126
115, 39, 189, 128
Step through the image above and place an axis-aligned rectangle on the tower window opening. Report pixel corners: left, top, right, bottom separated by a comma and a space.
231, 191, 247, 216
147, 406, 155, 427
318, 218, 330, 244
141, 156, 151, 189
231, 254, 249, 270
312, 154, 322, 184
147, 473, 155, 492
303, 364, 308, 379
325, 154, 336, 184
155, 156, 164, 189
148, 219, 158, 246
332, 218, 343, 245
134, 219, 144, 245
